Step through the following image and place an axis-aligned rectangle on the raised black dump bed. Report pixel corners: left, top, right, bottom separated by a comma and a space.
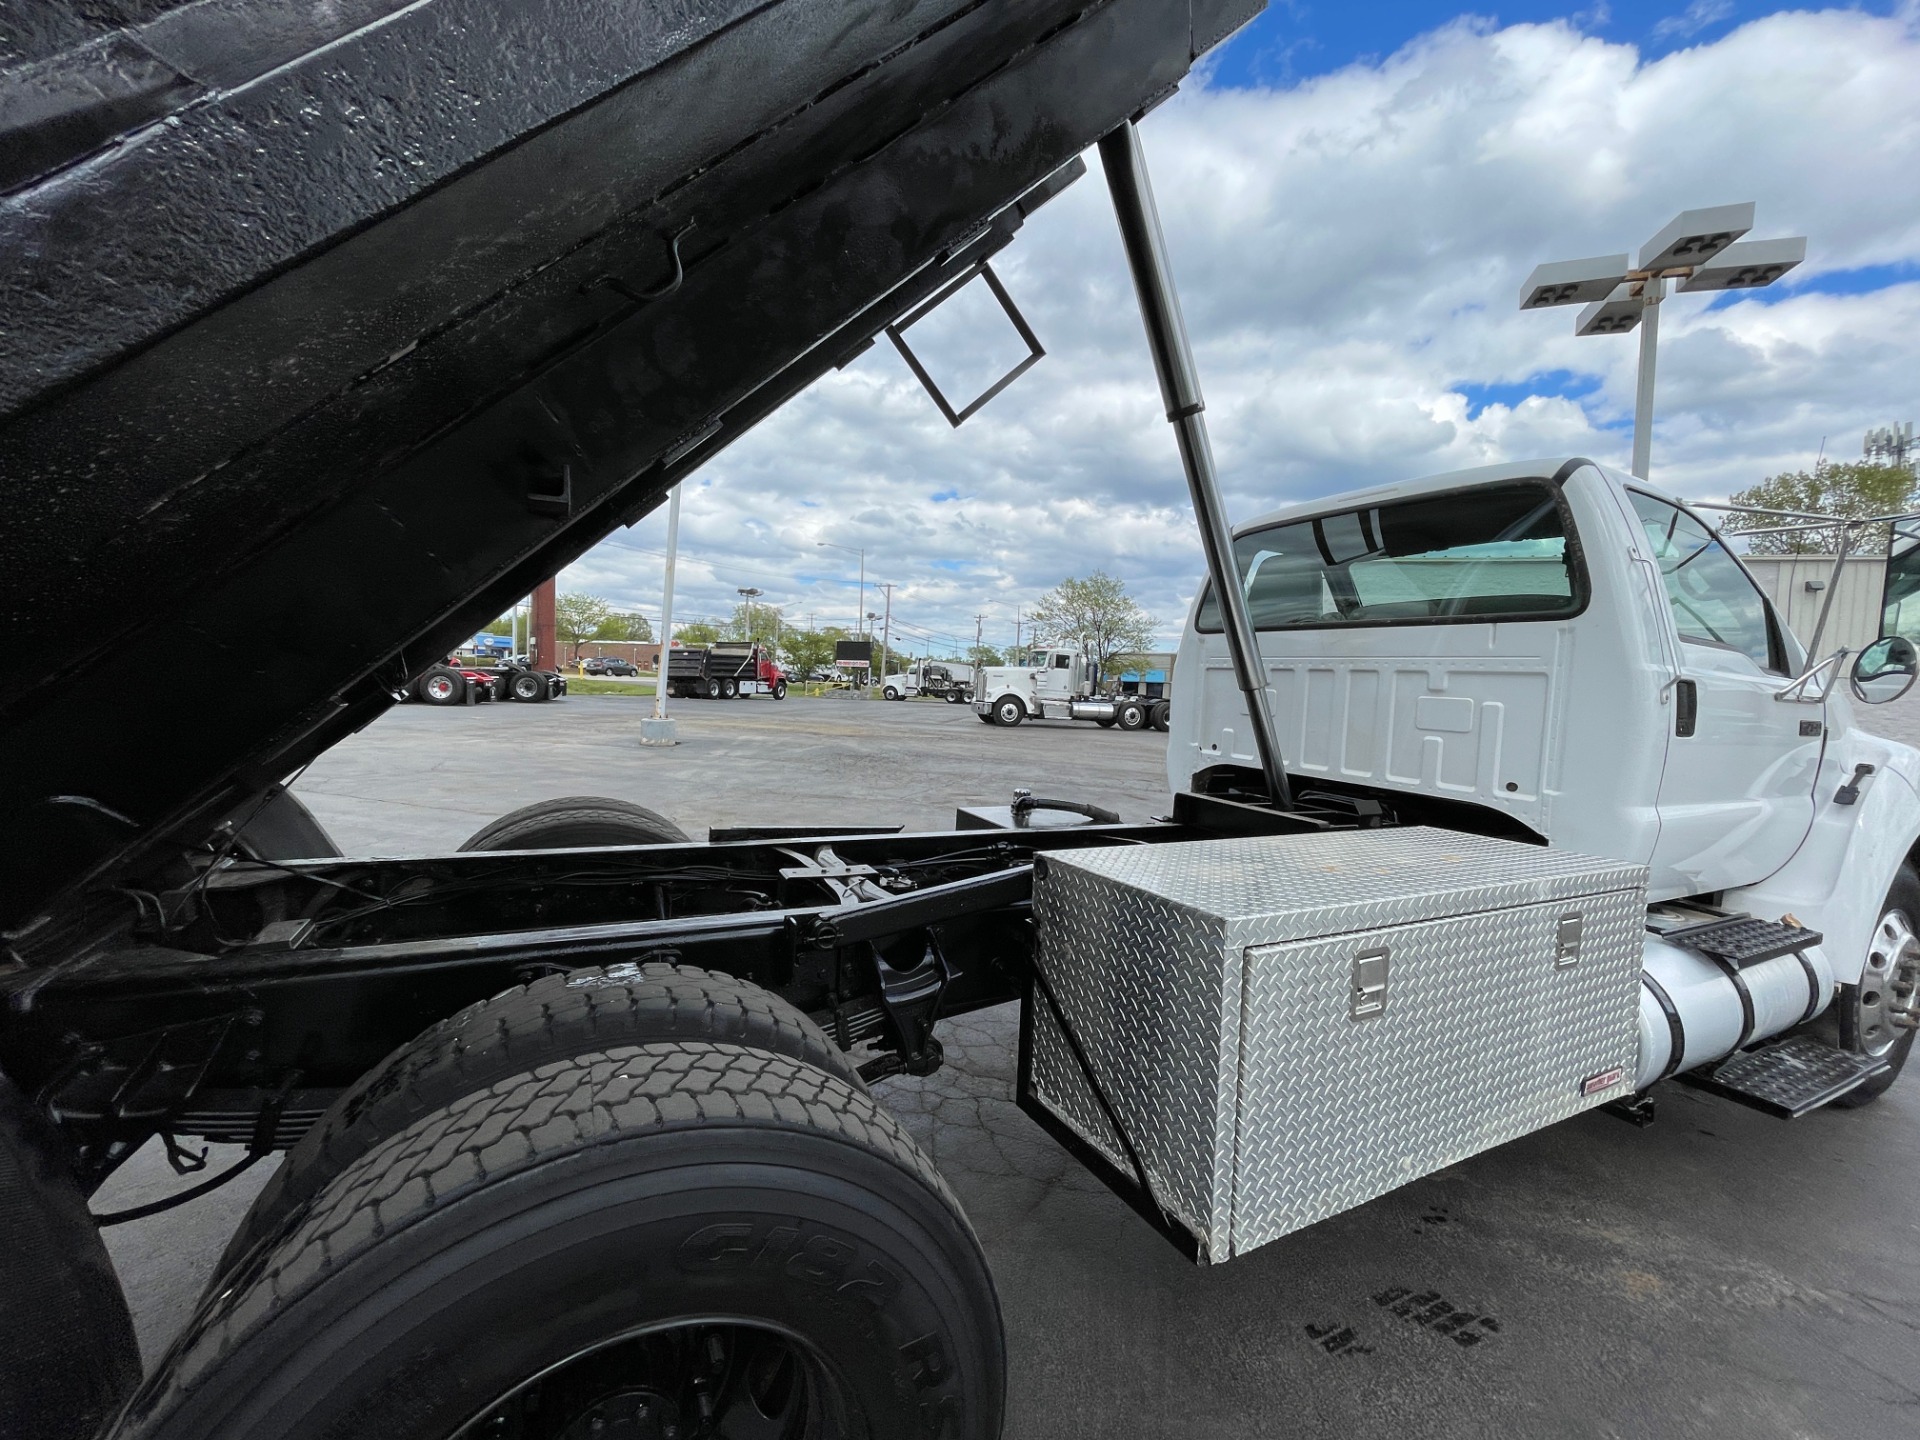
1, 0, 1260, 941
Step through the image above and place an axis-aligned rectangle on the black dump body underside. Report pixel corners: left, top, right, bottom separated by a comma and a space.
0, 0, 1262, 938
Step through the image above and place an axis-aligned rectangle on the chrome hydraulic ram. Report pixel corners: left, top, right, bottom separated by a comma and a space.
1098, 120, 1293, 810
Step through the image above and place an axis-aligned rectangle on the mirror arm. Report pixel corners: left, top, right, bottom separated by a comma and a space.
1774, 649, 1848, 704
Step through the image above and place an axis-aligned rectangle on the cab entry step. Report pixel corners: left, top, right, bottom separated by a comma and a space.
1659, 914, 1822, 969
1682, 1033, 1888, 1118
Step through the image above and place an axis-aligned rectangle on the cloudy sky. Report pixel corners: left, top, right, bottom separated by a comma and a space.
558, 1, 1920, 658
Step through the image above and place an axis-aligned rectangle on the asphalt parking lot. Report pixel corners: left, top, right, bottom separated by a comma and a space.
96, 693, 1920, 1438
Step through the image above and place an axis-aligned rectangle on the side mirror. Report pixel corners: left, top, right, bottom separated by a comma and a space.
1850, 636, 1918, 705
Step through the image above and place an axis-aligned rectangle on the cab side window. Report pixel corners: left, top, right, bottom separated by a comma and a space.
1628, 491, 1783, 673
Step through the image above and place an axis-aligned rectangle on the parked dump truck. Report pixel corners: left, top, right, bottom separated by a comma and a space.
666, 642, 786, 699
973, 646, 1169, 729
5, 5, 1918, 1440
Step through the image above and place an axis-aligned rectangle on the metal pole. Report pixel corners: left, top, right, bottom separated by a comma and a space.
880, 583, 893, 687
1632, 277, 1662, 479
1098, 121, 1293, 809
1804, 521, 1857, 662
653, 484, 682, 720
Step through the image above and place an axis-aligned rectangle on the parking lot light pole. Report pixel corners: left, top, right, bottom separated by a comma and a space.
736, 587, 762, 648
641, 484, 682, 745
815, 541, 865, 635
1520, 204, 1805, 479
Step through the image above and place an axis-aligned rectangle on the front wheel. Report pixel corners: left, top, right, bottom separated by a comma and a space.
118, 1047, 1005, 1440
883, 686, 900, 701
1832, 865, 1919, 1106
992, 697, 1025, 727
772, 679, 787, 699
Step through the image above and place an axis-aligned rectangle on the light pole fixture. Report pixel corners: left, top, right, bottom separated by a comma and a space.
815, 541, 865, 635
736, 586, 762, 646
1520, 203, 1805, 479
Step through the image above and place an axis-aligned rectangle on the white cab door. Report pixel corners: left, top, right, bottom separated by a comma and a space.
1627, 491, 1821, 894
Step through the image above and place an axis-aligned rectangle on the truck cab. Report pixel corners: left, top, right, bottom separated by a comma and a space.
1170, 457, 1920, 996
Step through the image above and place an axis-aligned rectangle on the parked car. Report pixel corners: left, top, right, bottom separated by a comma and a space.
600, 658, 640, 676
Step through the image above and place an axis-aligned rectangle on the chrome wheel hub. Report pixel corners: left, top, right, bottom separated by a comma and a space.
1857, 908, 1920, 1056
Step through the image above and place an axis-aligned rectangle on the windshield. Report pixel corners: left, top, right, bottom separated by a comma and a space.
1196, 480, 1583, 631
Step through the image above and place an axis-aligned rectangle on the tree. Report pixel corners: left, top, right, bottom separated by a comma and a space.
780, 627, 843, 679
1027, 571, 1159, 671
726, 600, 785, 648
674, 621, 723, 646
553, 592, 613, 660
483, 615, 515, 637
966, 643, 1003, 668
1725, 460, 1917, 556
593, 611, 652, 642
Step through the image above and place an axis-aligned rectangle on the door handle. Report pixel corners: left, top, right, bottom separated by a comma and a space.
1674, 679, 1697, 738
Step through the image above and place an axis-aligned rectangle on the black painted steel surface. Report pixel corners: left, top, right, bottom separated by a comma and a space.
0, 0, 1264, 937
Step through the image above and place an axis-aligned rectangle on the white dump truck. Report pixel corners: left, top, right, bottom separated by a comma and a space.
1160, 456, 1919, 1127
972, 646, 1170, 730
10, 3, 1918, 1430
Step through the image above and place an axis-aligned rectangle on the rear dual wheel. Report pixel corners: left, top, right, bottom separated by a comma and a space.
414, 667, 464, 706
122, 1043, 1004, 1440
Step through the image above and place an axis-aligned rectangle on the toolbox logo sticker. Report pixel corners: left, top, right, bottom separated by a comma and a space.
1580, 1067, 1627, 1096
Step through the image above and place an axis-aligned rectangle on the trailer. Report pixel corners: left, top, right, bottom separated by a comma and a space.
5, 5, 1919, 1440
666, 642, 787, 699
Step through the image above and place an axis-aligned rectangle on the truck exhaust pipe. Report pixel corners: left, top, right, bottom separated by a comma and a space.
1099, 121, 1294, 811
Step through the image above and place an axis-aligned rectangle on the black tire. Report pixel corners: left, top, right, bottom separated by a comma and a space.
1094, 716, 1117, 729
1152, 701, 1170, 732
772, 679, 787, 699
413, 666, 463, 706
992, 696, 1024, 727
457, 796, 690, 851
128, 1045, 1003, 1440
214, 961, 865, 1277
704, 677, 721, 699
508, 670, 544, 702
722, 677, 740, 699
883, 686, 900, 701
1832, 865, 1919, 1107
1116, 700, 1148, 732
0, 1074, 142, 1440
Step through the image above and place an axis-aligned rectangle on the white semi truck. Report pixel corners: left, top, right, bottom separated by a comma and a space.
879, 659, 972, 703
972, 646, 1171, 730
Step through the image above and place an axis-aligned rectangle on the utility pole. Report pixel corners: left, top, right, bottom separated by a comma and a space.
1013, 606, 1022, 656
879, 583, 894, 690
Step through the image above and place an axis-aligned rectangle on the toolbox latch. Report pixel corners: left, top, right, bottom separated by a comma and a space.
1555, 913, 1584, 968
1349, 947, 1389, 1021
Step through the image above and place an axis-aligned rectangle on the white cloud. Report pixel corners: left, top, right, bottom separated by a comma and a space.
1652, 1, 1736, 43
564, 7, 1920, 653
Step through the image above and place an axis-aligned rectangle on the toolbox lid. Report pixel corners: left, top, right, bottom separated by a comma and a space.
1039, 828, 1647, 945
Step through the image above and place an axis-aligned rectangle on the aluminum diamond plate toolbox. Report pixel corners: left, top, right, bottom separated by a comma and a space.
1023, 827, 1647, 1262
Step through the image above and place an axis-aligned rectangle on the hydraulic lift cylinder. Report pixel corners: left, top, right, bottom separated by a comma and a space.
1098, 121, 1293, 809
